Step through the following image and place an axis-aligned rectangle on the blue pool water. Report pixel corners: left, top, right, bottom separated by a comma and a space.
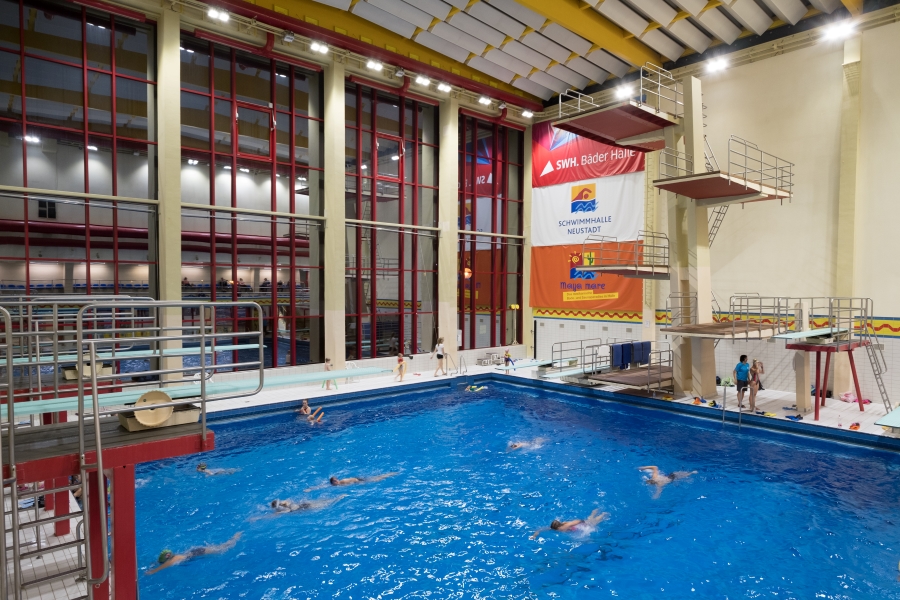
135, 384, 900, 599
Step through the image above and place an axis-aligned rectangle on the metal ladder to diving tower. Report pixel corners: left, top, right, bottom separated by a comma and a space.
704, 135, 729, 247
859, 301, 892, 412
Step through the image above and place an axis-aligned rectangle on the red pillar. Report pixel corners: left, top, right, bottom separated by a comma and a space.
822, 352, 832, 407
814, 351, 822, 421
88, 470, 110, 600
847, 349, 866, 413
111, 464, 137, 600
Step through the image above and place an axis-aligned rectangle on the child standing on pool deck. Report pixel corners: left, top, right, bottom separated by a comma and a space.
323, 358, 336, 391
504, 348, 515, 367
393, 352, 410, 382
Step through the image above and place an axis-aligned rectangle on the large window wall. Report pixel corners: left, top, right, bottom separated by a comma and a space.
0, 0, 157, 293
178, 32, 325, 367
344, 82, 438, 359
458, 115, 524, 350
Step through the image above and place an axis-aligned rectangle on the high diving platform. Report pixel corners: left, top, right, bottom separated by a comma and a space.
574, 231, 669, 280
654, 136, 794, 207
659, 293, 790, 340
553, 64, 682, 153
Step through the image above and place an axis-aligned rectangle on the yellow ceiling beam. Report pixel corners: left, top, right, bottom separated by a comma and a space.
513, 0, 660, 67
841, 0, 863, 16
242, 0, 535, 100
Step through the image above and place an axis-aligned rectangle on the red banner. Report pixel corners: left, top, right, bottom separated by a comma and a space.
532, 121, 644, 188
530, 244, 643, 312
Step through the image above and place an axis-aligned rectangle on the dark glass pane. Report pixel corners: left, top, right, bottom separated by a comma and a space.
86, 16, 111, 70
376, 94, 399, 136
116, 139, 152, 199
0, 50, 23, 119
24, 125, 84, 192
418, 187, 436, 227
116, 76, 152, 140
360, 89, 371, 130
344, 128, 356, 174
213, 99, 232, 153
0, 121, 23, 186
180, 38, 209, 93
294, 116, 310, 166
115, 21, 154, 80
344, 85, 356, 126
87, 135, 113, 195
181, 91, 210, 150
213, 47, 231, 97
294, 168, 322, 217
0, 0, 19, 52
477, 126, 493, 159
181, 152, 210, 205
418, 104, 436, 143
403, 140, 414, 183
404, 100, 413, 139
275, 112, 289, 162
420, 143, 437, 187
86, 71, 111, 133
234, 52, 270, 107
377, 137, 400, 179
236, 105, 270, 157
275, 66, 289, 111
23, 0, 82, 64
24, 57, 83, 129
360, 131, 372, 175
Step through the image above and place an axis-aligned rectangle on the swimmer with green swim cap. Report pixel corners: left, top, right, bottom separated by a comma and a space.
146, 532, 242, 575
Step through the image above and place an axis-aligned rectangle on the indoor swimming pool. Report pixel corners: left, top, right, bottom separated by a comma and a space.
135, 384, 900, 599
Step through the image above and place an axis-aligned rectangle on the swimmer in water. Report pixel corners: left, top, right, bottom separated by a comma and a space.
297, 399, 311, 415
305, 472, 398, 492
638, 465, 697, 499
196, 463, 239, 476
304, 406, 323, 424
267, 495, 346, 516
507, 437, 546, 452
531, 509, 609, 539
146, 532, 242, 575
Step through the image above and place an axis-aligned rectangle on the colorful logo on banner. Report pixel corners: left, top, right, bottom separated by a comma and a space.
569, 250, 596, 280
531, 245, 642, 311
570, 183, 597, 213
532, 121, 644, 188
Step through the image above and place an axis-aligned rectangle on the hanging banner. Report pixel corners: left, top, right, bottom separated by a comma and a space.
530, 244, 643, 312
532, 172, 644, 247
532, 121, 644, 188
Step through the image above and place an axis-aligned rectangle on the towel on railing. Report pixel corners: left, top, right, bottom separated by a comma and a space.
611, 344, 622, 370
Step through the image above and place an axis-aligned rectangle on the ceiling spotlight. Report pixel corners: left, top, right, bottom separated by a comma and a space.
361, 165, 368, 170
478, 96, 491, 105
521, 110, 533, 119
367, 60, 383, 71
391, 155, 400, 161
706, 57, 728, 73
498, 101, 507, 110
218, 11, 229, 22
24, 135, 40, 143
825, 20, 855, 40
188, 158, 198, 165
298, 176, 307, 181
437, 82, 452, 93
395, 68, 405, 79
283, 31, 295, 43
207, 8, 219, 19
239, 167, 250, 173
415, 75, 430, 86
87, 145, 98, 151
223, 165, 232, 170
310, 41, 328, 54
615, 86, 633, 100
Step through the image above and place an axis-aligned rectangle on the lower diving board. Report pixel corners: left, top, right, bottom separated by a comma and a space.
773, 328, 849, 340
495, 359, 553, 371
2, 367, 391, 418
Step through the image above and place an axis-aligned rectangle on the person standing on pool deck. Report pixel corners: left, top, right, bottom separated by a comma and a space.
393, 352, 410, 382
638, 466, 697, 498
733, 355, 750, 408
146, 532, 242, 575
504, 348, 515, 367
323, 358, 336, 391
431, 337, 447, 377
748, 359, 765, 412
531, 510, 609, 539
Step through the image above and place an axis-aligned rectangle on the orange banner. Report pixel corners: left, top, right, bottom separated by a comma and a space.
530, 244, 643, 312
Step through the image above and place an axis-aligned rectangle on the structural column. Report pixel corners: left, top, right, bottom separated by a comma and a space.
436, 96, 459, 362
156, 7, 183, 376
833, 34, 863, 396
794, 301, 812, 413
322, 58, 347, 369
87, 471, 109, 599
641, 149, 659, 342
521, 124, 534, 355
664, 125, 691, 394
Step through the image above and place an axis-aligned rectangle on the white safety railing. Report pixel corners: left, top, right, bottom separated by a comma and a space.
639, 63, 683, 117
728, 135, 794, 197
658, 148, 693, 179
579, 231, 669, 277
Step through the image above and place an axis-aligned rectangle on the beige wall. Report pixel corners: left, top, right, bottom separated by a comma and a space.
856, 21, 900, 315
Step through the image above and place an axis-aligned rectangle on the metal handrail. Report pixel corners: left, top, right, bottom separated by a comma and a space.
639, 63, 683, 117
646, 348, 673, 393
557, 89, 599, 118
727, 135, 794, 197
665, 293, 697, 327
658, 148, 693, 179
0, 306, 22, 599
704, 135, 719, 172
728, 294, 791, 339
580, 231, 669, 276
